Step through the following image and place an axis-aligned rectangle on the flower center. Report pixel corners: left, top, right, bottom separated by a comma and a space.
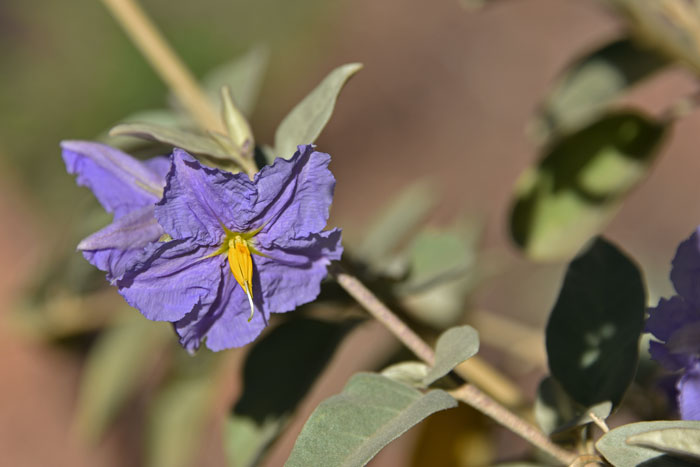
228, 235, 255, 321
203, 224, 264, 322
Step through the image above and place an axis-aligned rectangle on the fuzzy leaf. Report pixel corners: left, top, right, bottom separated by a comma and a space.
286, 373, 457, 467
424, 325, 480, 386
511, 111, 666, 261
273, 63, 362, 161
109, 123, 232, 160
627, 427, 700, 460
596, 421, 700, 466
545, 237, 645, 408
381, 361, 429, 388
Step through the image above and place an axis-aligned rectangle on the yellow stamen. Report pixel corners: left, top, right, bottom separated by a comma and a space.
228, 235, 255, 321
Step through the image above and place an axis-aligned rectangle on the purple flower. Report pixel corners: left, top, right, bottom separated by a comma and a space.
117, 145, 342, 352
647, 229, 700, 419
61, 141, 168, 282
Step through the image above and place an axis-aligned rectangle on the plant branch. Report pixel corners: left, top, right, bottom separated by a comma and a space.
100, 0, 259, 178
101, 0, 223, 133
330, 263, 577, 466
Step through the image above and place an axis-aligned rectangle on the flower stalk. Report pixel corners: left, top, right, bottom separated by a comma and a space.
330, 263, 578, 466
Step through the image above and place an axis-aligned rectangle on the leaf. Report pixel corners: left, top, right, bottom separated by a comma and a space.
101, 109, 187, 151
511, 111, 667, 261
398, 224, 480, 329
424, 325, 480, 386
109, 122, 232, 160
534, 376, 612, 436
533, 38, 668, 141
358, 180, 436, 268
627, 427, 700, 460
545, 237, 646, 408
74, 314, 171, 442
596, 421, 700, 467
286, 373, 457, 467
226, 318, 357, 467
605, 1, 700, 76
202, 46, 270, 117
381, 361, 429, 388
272, 63, 362, 161
146, 351, 221, 467
220, 85, 254, 154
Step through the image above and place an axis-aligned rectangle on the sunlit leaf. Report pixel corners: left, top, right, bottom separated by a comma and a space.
534, 376, 612, 436
109, 122, 232, 160
424, 325, 479, 386
596, 421, 700, 467
546, 237, 645, 408
272, 63, 362, 162
146, 351, 221, 467
627, 427, 700, 460
286, 373, 457, 467
511, 111, 667, 261
226, 318, 356, 467
533, 38, 667, 140
202, 46, 270, 117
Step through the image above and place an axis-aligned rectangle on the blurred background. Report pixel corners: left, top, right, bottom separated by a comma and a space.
2, 0, 700, 465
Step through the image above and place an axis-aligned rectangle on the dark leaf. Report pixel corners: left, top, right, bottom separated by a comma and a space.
545, 237, 646, 408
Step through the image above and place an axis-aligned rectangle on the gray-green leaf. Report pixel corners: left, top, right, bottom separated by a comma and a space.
109, 122, 232, 160
424, 325, 480, 386
272, 63, 362, 162
73, 314, 170, 442
545, 237, 645, 408
220, 85, 254, 155
627, 427, 700, 460
596, 421, 700, 467
203, 46, 269, 117
511, 111, 667, 261
358, 180, 436, 269
285, 373, 457, 467
533, 38, 667, 141
381, 361, 429, 388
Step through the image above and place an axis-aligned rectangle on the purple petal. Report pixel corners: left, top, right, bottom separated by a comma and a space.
117, 239, 222, 321
253, 145, 335, 242
678, 365, 700, 420
78, 205, 164, 282
255, 229, 343, 314
176, 266, 269, 351
649, 340, 692, 373
156, 149, 256, 242
61, 141, 165, 218
671, 230, 700, 306
646, 296, 700, 342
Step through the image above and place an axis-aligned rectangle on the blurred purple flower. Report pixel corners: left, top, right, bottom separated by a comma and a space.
61, 141, 168, 283
647, 229, 700, 420
117, 145, 342, 352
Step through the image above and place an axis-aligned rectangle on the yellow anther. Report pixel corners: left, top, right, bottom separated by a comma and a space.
228, 235, 255, 321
